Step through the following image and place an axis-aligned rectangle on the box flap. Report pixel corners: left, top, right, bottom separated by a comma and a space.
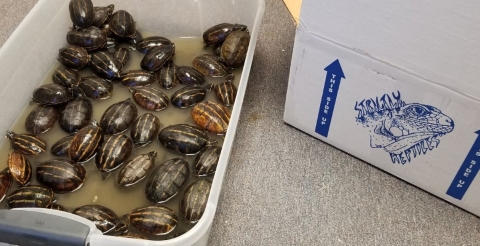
299, 0, 480, 101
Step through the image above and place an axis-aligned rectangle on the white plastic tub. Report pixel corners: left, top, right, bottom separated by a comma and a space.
0, 0, 265, 245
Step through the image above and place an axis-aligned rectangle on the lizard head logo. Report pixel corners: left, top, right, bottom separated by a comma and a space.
355, 92, 454, 164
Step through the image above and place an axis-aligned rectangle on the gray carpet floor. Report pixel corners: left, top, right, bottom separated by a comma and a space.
1, 0, 480, 245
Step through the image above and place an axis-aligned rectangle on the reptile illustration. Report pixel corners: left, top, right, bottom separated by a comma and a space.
357, 103, 454, 155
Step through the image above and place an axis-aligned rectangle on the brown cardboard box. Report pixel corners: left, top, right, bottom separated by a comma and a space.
283, 0, 301, 25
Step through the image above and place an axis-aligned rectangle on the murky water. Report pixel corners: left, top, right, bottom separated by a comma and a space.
0, 32, 242, 240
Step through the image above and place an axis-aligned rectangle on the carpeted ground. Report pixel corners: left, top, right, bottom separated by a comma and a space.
1, 1, 479, 245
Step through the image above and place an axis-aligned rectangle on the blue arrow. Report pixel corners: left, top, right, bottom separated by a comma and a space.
315, 59, 345, 137
446, 130, 480, 200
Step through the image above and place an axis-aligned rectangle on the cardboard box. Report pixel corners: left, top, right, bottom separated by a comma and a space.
284, 0, 480, 216
283, 0, 302, 25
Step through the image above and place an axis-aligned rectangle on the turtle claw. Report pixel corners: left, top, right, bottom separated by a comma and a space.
224, 73, 234, 82
101, 171, 111, 181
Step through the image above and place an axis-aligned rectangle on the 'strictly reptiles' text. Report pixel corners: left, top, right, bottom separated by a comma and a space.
355, 91, 454, 164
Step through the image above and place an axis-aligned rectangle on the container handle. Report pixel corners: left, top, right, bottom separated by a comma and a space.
0, 208, 102, 246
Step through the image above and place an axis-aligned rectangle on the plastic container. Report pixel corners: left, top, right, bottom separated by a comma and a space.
0, 0, 265, 245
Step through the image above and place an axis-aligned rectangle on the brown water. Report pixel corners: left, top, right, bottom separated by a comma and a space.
0, 33, 242, 240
